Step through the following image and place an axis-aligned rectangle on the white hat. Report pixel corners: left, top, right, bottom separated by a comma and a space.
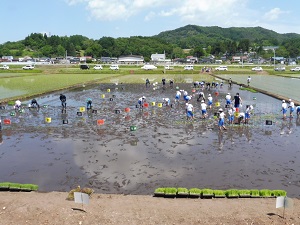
289, 99, 292, 102
250, 105, 254, 110
186, 103, 189, 106
142, 96, 146, 99
282, 100, 285, 103
208, 94, 211, 96
162, 98, 165, 101
227, 93, 230, 95
219, 108, 223, 112
201, 100, 204, 103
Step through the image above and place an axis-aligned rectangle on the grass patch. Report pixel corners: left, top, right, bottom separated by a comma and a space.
259, 189, 273, 197
66, 186, 94, 201
239, 87, 258, 93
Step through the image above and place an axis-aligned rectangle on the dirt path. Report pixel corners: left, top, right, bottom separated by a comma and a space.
0, 192, 299, 225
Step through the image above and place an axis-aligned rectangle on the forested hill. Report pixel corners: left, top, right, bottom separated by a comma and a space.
154, 24, 300, 48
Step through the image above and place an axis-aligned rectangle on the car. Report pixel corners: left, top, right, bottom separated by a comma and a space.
22, 65, 34, 70
0, 65, 9, 70
93, 65, 103, 70
274, 66, 285, 71
110, 65, 119, 70
215, 66, 228, 71
141, 65, 157, 70
80, 64, 89, 70
290, 67, 300, 72
164, 65, 174, 70
251, 66, 263, 72
184, 65, 194, 70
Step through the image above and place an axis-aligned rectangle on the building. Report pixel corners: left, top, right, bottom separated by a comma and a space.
151, 53, 165, 62
118, 55, 144, 64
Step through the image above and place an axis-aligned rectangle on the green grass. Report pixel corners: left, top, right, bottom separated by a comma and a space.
154, 187, 165, 194
272, 190, 287, 197
239, 87, 258, 93
0, 182, 11, 188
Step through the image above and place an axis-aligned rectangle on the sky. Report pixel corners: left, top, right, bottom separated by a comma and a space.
0, 0, 299, 44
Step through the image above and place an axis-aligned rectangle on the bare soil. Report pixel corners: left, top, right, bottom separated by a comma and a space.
0, 192, 299, 225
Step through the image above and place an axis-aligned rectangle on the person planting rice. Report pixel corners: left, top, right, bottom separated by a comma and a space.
234, 93, 242, 110
162, 98, 171, 106
145, 78, 150, 88
60, 94, 67, 108
185, 103, 194, 120
296, 105, 300, 116
14, 100, 22, 111
218, 108, 227, 130
30, 99, 40, 109
200, 100, 207, 118
225, 93, 231, 105
197, 91, 205, 102
138, 96, 146, 108
238, 112, 245, 124
175, 90, 181, 102
228, 106, 235, 124
245, 105, 253, 124
288, 99, 295, 118
169, 79, 174, 88
247, 76, 251, 86
207, 94, 213, 109
281, 100, 287, 119
86, 98, 92, 109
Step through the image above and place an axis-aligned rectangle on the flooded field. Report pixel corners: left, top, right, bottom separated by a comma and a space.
0, 81, 300, 197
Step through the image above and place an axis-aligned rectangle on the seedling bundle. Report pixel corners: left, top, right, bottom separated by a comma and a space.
153, 187, 286, 199
0, 182, 38, 192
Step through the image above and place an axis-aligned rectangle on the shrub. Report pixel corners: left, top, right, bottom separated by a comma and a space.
66, 186, 94, 201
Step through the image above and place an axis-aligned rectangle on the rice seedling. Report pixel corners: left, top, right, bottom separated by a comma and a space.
250, 189, 260, 197
202, 188, 214, 198
225, 189, 239, 198
259, 189, 273, 197
189, 188, 202, 197
154, 187, 165, 197
164, 187, 177, 197
213, 190, 226, 198
238, 189, 251, 197
177, 187, 189, 197
272, 190, 287, 197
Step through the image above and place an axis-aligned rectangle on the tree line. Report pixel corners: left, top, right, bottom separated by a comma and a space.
1, 25, 300, 61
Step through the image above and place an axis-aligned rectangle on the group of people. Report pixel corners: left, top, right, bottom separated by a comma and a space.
281, 99, 300, 119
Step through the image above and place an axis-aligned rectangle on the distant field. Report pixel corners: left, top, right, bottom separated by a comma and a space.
0, 63, 299, 102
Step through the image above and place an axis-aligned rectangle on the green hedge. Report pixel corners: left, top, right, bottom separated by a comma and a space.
153, 187, 287, 198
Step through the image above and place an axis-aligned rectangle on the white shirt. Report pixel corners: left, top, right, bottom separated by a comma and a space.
228, 108, 235, 116
225, 94, 231, 100
289, 101, 295, 108
164, 98, 170, 102
183, 91, 188, 96
207, 96, 213, 102
186, 104, 193, 111
15, 100, 21, 106
201, 103, 207, 110
282, 102, 287, 109
219, 112, 225, 119
176, 91, 181, 96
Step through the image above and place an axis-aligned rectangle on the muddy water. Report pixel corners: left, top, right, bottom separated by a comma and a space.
0, 82, 300, 197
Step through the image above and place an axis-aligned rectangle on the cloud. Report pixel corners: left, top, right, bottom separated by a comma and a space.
65, 0, 244, 22
263, 8, 288, 21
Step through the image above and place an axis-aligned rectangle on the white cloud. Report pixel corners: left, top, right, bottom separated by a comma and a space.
263, 8, 288, 21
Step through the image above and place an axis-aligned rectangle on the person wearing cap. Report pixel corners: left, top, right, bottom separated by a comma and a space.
281, 100, 287, 119
228, 105, 236, 124
175, 90, 181, 103
30, 98, 40, 109
14, 100, 22, 111
59, 94, 67, 108
218, 108, 227, 130
138, 96, 146, 108
197, 91, 205, 102
207, 94, 213, 109
185, 95, 192, 103
162, 98, 171, 106
288, 99, 295, 118
245, 105, 253, 124
200, 100, 207, 118
185, 103, 194, 120
225, 93, 231, 105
